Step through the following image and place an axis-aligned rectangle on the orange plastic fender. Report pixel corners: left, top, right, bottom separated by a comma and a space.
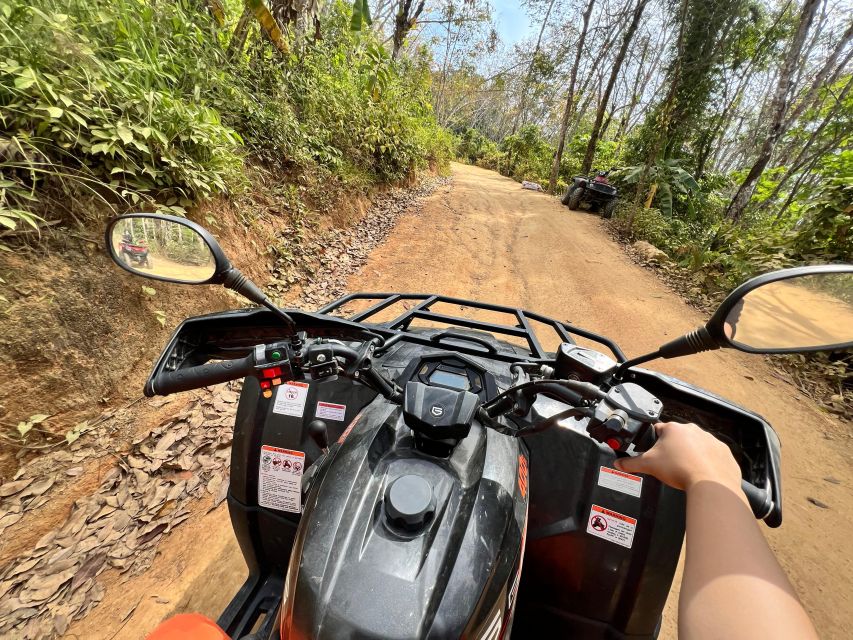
146, 613, 230, 640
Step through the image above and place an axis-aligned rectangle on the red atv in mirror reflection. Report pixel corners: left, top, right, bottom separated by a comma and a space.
119, 232, 152, 269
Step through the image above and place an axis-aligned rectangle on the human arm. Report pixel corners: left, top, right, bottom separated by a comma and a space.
614, 422, 818, 640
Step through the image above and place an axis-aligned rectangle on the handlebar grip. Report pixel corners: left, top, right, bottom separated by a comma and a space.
741, 479, 774, 520
147, 354, 256, 397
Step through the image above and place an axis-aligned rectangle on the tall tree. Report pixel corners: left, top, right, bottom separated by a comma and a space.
510, 0, 558, 136
626, 0, 690, 228
548, 0, 596, 193
725, 0, 822, 222
658, 0, 747, 160
782, 19, 853, 129
580, 0, 650, 174
391, 0, 427, 59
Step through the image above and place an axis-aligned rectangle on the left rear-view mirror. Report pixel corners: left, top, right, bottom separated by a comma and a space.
106, 213, 230, 284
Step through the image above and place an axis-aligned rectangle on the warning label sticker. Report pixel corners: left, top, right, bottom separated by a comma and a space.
258, 445, 305, 513
315, 401, 346, 422
272, 381, 309, 417
597, 466, 643, 498
586, 504, 637, 548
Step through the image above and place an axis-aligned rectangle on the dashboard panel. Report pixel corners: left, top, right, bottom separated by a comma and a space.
397, 353, 500, 402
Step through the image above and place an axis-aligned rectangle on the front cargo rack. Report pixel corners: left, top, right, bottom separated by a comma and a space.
317, 292, 626, 363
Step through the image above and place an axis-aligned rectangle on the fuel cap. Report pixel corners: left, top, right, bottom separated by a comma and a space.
385, 475, 435, 532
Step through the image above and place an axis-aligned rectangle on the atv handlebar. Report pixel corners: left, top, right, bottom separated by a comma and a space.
145, 338, 776, 523
145, 340, 399, 400
741, 479, 774, 520
146, 354, 256, 396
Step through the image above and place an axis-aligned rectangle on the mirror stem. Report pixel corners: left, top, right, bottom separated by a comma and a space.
615, 327, 719, 378
222, 268, 296, 330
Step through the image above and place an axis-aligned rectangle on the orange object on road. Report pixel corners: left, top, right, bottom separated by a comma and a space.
146, 613, 229, 640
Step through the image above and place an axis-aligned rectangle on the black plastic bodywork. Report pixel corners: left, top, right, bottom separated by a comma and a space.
143, 294, 783, 639
281, 399, 528, 639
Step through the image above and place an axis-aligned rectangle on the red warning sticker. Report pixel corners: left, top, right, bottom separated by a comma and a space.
598, 466, 643, 497
258, 446, 305, 513
586, 504, 637, 548
316, 401, 346, 422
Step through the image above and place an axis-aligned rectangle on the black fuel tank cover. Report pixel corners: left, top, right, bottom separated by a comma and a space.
385, 475, 435, 532
403, 381, 479, 440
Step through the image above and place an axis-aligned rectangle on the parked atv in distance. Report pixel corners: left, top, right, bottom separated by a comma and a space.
562, 168, 618, 218
105, 213, 852, 640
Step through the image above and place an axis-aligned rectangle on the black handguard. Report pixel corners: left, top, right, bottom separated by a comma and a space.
146, 354, 256, 397
740, 479, 774, 520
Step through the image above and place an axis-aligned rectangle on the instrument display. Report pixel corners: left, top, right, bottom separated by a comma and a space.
428, 370, 470, 390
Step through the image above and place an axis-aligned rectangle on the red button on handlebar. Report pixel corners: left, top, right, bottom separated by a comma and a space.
606, 438, 622, 451
261, 367, 282, 379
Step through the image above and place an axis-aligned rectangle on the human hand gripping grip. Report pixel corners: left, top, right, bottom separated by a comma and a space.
617, 421, 775, 521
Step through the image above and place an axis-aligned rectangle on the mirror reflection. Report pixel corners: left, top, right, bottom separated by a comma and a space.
724, 273, 853, 351
110, 216, 216, 283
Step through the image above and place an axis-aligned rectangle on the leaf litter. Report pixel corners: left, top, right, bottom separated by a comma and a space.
0, 385, 236, 638
0, 176, 448, 638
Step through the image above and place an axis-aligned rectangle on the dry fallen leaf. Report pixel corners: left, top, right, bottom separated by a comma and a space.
0, 478, 34, 498
206, 473, 223, 497
121, 601, 139, 622
0, 512, 23, 535
214, 476, 229, 507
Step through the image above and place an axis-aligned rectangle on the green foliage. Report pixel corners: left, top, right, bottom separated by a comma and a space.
350, 0, 371, 31
456, 128, 497, 164
0, 0, 450, 233
791, 150, 853, 261
500, 125, 553, 183
0, 0, 243, 223
616, 159, 699, 217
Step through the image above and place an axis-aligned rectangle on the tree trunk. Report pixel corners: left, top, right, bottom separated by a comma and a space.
626, 0, 689, 230
707, 2, 793, 173
758, 74, 853, 212
547, 0, 596, 193
392, 0, 427, 60
227, 5, 254, 60
724, 0, 821, 222
510, 0, 557, 136
613, 35, 651, 144
580, 0, 649, 175
783, 21, 853, 130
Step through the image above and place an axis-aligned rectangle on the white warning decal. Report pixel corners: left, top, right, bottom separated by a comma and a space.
598, 466, 643, 498
272, 381, 309, 417
258, 445, 305, 513
315, 401, 346, 422
586, 504, 637, 548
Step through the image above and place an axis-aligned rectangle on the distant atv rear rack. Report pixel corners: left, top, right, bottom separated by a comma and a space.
318, 292, 627, 363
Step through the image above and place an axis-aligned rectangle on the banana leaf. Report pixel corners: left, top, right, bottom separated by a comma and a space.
246, 0, 289, 54
351, 0, 372, 31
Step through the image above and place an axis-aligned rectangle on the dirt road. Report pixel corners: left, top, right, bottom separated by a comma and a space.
345, 163, 852, 638
70, 162, 851, 638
